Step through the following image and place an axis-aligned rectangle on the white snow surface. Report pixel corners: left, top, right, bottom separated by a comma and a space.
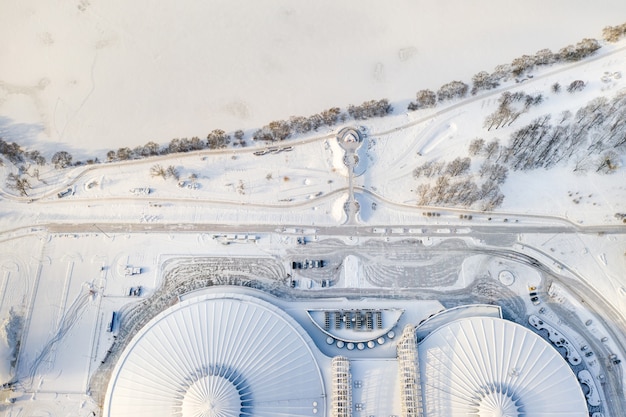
1, 4, 626, 417
0, 318, 14, 384
2, 1, 626, 156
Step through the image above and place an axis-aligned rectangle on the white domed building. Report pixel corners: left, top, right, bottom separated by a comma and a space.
418, 316, 588, 417
103, 290, 589, 417
103, 292, 326, 417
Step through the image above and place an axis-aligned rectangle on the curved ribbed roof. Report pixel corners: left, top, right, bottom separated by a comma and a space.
104, 292, 326, 417
419, 317, 587, 417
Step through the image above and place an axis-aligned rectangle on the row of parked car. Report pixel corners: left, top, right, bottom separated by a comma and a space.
292, 259, 325, 269
528, 286, 540, 305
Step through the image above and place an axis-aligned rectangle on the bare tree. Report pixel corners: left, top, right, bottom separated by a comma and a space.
408, 90, 437, 110
471, 72, 499, 95
534, 48, 554, 66
430, 176, 450, 200
413, 160, 445, 178
572, 155, 591, 173
150, 164, 167, 179
167, 138, 182, 154
567, 80, 586, 93
6, 173, 31, 196
481, 192, 504, 211
558, 44, 577, 61
511, 54, 536, 77
596, 150, 619, 174
437, 81, 468, 102
144, 141, 161, 156
166, 165, 180, 181
468, 138, 485, 156
189, 137, 205, 151
484, 139, 501, 160
116, 147, 132, 160
207, 129, 231, 149
416, 183, 431, 205
253, 120, 292, 141
25, 150, 46, 166
603, 23, 626, 42
289, 116, 312, 134
51, 151, 73, 169
559, 110, 572, 124
320, 107, 342, 126
348, 99, 392, 119
491, 64, 512, 83
0, 138, 25, 164
575, 38, 601, 57
479, 162, 508, 184
233, 130, 246, 147
445, 157, 471, 177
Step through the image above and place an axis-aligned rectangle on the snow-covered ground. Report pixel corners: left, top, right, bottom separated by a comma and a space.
1, 3, 626, 417
2, 1, 626, 156
2, 37, 626, 226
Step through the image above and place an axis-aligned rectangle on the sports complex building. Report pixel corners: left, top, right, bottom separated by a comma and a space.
104, 287, 588, 417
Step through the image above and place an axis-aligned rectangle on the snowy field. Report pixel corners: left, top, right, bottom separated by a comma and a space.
1, 3, 626, 417
2, 1, 626, 157
2, 37, 626, 226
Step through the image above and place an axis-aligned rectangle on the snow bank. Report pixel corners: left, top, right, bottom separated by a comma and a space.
0, 309, 21, 384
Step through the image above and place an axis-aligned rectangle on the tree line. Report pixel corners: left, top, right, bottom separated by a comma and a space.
252, 100, 391, 141
407, 37, 602, 111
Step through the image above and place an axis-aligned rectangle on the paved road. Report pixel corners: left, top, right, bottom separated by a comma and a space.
3, 182, 625, 237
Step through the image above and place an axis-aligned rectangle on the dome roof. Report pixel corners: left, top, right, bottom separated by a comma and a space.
104, 292, 326, 417
419, 317, 587, 417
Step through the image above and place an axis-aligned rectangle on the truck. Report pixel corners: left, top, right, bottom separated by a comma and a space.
107, 311, 119, 332
57, 188, 74, 198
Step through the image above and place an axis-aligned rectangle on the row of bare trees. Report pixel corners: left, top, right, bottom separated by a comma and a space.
347, 99, 393, 120
483, 91, 544, 131
1, 138, 58, 195
150, 164, 180, 180
3, 98, 387, 175
414, 172, 506, 211
407, 36, 602, 111
413, 157, 471, 178
496, 90, 626, 172
252, 107, 346, 141
105, 129, 239, 163
413, 152, 508, 210
252, 100, 391, 142
0, 138, 47, 166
